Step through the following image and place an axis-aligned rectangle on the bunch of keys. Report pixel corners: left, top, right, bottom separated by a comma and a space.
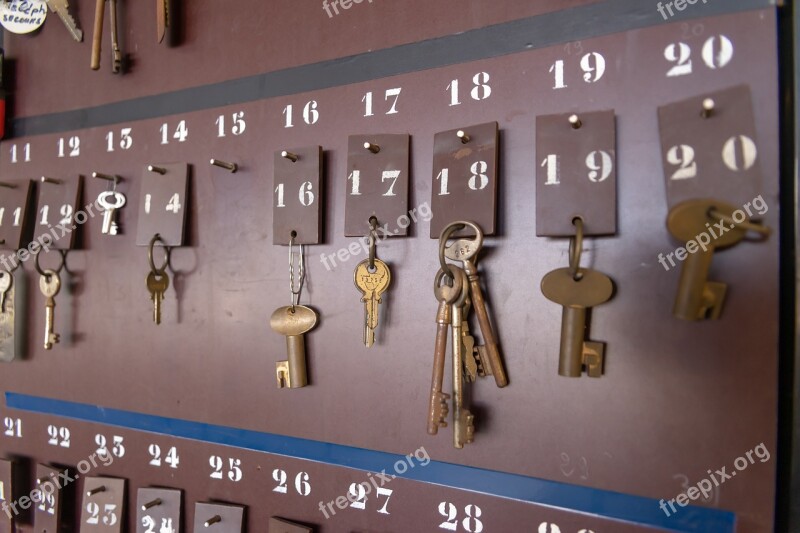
427, 221, 508, 449
353, 219, 391, 347
145, 234, 170, 325
0, 269, 16, 362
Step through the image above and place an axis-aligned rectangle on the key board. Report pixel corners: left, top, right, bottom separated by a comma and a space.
0, 1, 791, 532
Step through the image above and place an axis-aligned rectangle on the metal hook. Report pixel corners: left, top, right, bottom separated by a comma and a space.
289, 232, 305, 311
34, 247, 66, 279
148, 234, 170, 275
568, 217, 584, 281
367, 217, 378, 270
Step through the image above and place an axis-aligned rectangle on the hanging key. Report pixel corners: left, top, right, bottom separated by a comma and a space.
109, 0, 122, 73
146, 271, 169, 325
443, 221, 508, 388
450, 267, 474, 448
98, 191, 126, 235
45, 0, 83, 42
156, 0, 169, 43
91, 0, 122, 72
0, 270, 12, 313
667, 199, 764, 321
541, 267, 613, 378
40, 270, 61, 350
354, 258, 391, 347
271, 306, 318, 389
428, 269, 459, 435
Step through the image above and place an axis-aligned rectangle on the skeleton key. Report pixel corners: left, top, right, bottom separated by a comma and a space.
667, 200, 750, 321
40, 270, 61, 350
354, 259, 391, 347
146, 271, 169, 325
156, 0, 168, 42
109, 0, 122, 73
541, 268, 613, 378
98, 191, 126, 235
450, 267, 474, 448
444, 223, 508, 388
271, 305, 318, 389
428, 269, 461, 435
0, 271, 12, 313
45, 0, 83, 42
90, 0, 105, 69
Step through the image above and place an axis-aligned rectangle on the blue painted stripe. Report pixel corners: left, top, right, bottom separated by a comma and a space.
5, 393, 734, 532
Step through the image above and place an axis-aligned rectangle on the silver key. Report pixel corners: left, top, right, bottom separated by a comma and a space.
98, 191, 126, 235
40, 271, 61, 350
0, 271, 12, 313
45, 0, 83, 42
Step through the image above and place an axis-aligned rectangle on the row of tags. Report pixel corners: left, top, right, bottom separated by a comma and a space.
0, 461, 310, 532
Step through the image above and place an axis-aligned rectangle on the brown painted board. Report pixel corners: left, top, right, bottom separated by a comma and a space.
0, 6, 782, 533
135, 164, 189, 247
536, 110, 617, 236
0, 180, 33, 251
658, 84, 762, 208
344, 134, 410, 237
272, 147, 323, 246
192, 502, 244, 532
430, 122, 499, 238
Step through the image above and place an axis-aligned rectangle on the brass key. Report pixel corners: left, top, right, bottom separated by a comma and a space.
146, 271, 169, 325
667, 199, 754, 321
91, 0, 122, 72
541, 268, 613, 378
443, 221, 508, 388
0, 271, 12, 313
354, 258, 391, 347
428, 269, 459, 435
450, 267, 474, 448
156, 0, 169, 43
271, 305, 317, 389
45, 0, 83, 42
40, 270, 61, 350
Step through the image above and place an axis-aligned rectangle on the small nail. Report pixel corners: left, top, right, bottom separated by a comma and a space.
702, 98, 715, 118
210, 159, 238, 173
0, 182, 16, 189
147, 166, 167, 175
364, 142, 380, 154
86, 486, 105, 497
281, 151, 299, 162
456, 130, 470, 144
141, 498, 161, 511
41, 177, 61, 184
569, 115, 582, 129
204, 515, 222, 527
92, 172, 121, 184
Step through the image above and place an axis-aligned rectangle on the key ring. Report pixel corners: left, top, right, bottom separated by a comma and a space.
568, 217, 584, 281
438, 220, 482, 283
148, 233, 170, 275
289, 232, 305, 312
367, 216, 378, 271
708, 208, 771, 238
34, 247, 66, 280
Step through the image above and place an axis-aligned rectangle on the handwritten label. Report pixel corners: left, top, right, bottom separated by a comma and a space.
1, 0, 46, 34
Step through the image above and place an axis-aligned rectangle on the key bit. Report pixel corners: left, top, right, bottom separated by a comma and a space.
271, 305, 317, 389
46, 0, 83, 42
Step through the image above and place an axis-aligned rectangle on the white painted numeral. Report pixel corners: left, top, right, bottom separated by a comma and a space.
160, 120, 188, 144
283, 101, 320, 127
348, 483, 367, 510
209, 455, 242, 482
47, 424, 71, 448
95, 434, 125, 458
3, 417, 21, 438
722, 134, 757, 172
166, 193, 182, 214
106, 128, 133, 151
667, 144, 698, 181
10, 143, 31, 163
438, 502, 483, 532
447, 72, 491, 105
272, 469, 311, 496
57, 136, 80, 158
149, 444, 179, 468
363, 88, 402, 116
381, 170, 400, 196
347, 170, 361, 196
468, 161, 489, 191
586, 150, 613, 182
665, 35, 733, 77
551, 53, 606, 88
538, 523, 562, 533
216, 111, 246, 137
436, 168, 450, 196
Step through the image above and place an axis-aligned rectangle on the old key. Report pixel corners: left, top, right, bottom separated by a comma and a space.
354, 258, 391, 347
40, 270, 61, 350
450, 266, 474, 448
146, 271, 169, 325
541, 267, 613, 378
442, 221, 508, 387
428, 269, 460, 435
667, 199, 767, 320
271, 306, 318, 389
0, 271, 12, 313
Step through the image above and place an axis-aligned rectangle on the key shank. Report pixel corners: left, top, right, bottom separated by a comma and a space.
276, 335, 308, 389
673, 249, 726, 321
463, 260, 507, 387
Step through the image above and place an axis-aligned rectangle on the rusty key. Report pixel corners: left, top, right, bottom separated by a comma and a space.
428, 269, 460, 435
442, 221, 508, 388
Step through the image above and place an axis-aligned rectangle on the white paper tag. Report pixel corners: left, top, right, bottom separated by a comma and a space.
1, 0, 47, 34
